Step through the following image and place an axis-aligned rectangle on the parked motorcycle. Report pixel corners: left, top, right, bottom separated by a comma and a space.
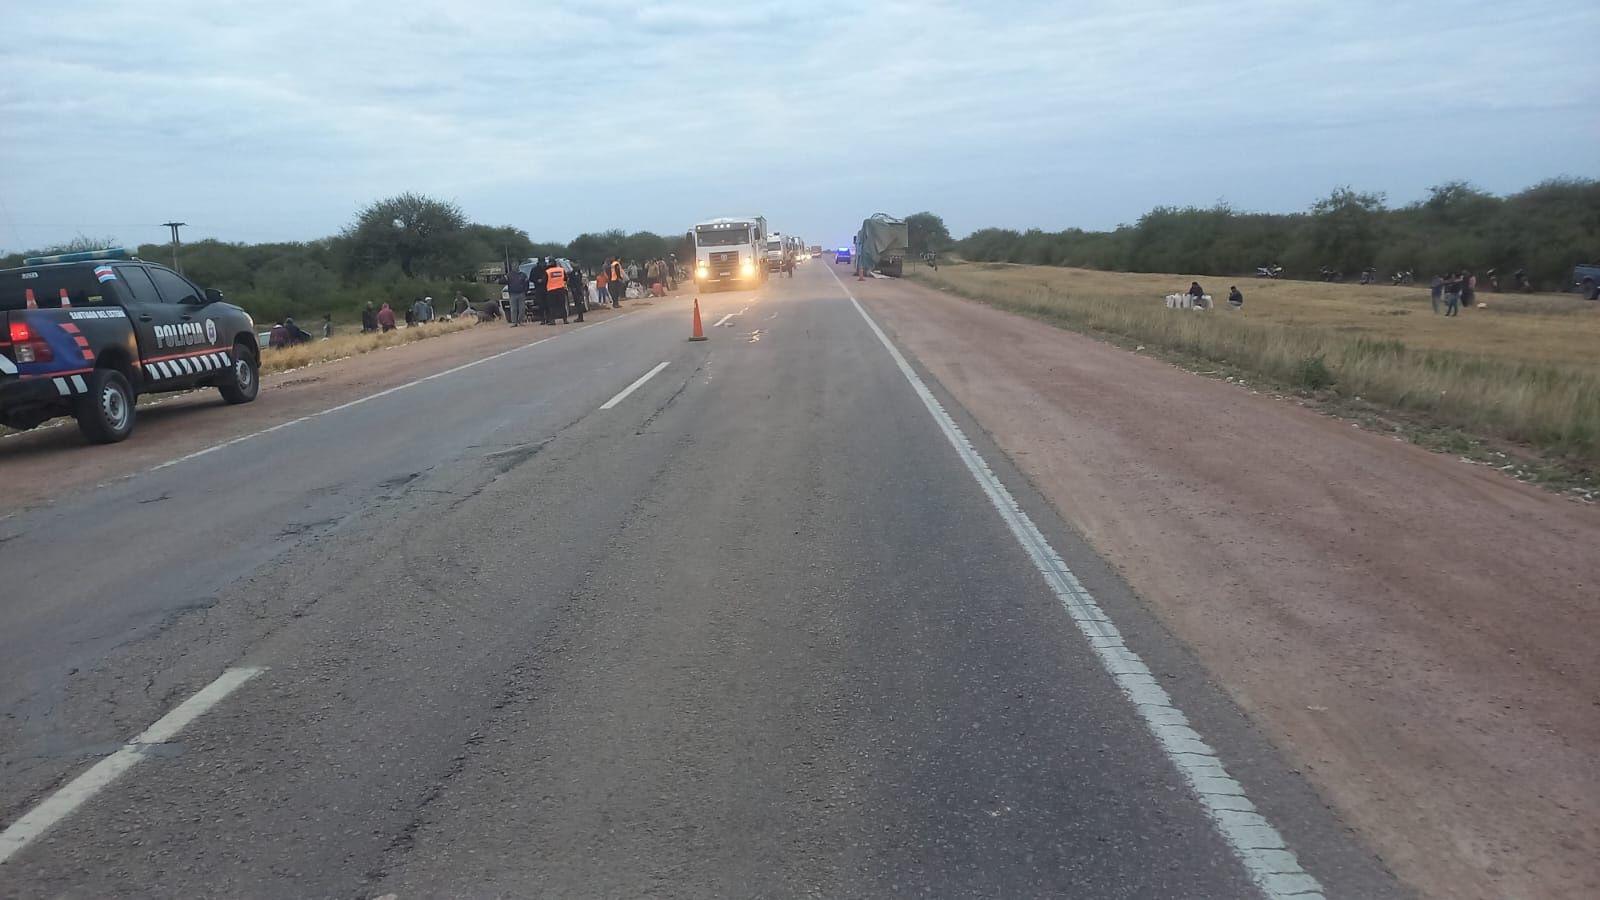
1319, 267, 1344, 283
1390, 269, 1414, 285
1513, 269, 1533, 293
1358, 267, 1378, 285
1254, 264, 1283, 279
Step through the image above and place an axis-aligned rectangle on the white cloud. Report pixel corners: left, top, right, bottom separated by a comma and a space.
1, 0, 1595, 252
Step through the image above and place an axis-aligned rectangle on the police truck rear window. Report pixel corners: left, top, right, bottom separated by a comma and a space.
0, 269, 114, 310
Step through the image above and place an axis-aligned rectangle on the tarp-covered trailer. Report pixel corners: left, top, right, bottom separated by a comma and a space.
857, 213, 908, 277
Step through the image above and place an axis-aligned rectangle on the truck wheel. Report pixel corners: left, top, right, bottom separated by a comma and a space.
219, 342, 259, 404
75, 368, 136, 444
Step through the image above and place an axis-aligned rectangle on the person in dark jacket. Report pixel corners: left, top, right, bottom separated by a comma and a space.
507, 266, 530, 327
361, 301, 378, 333
531, 259, 551, 325
1227, 286, 1243, 309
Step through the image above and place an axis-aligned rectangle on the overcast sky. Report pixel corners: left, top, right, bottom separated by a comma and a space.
2, 0, 1596, 254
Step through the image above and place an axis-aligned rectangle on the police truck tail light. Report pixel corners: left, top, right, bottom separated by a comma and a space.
8, 321, 52, 363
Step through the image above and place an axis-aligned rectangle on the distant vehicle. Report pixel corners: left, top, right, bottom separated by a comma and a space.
835, 247, 852, 265
857, 213, 909, 277
810, 245, 823, 256
691, 217, 766, 291
1, 248, 259, 443
1571, 264, 1600, 300
765, 233, 787, 272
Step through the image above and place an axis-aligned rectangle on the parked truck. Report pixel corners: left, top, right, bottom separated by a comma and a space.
856, 213, 909, 277
691, 216, 767, 291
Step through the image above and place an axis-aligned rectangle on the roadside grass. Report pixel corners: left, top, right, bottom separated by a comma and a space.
259, 318, 479, 376
905, 262, 1600, 481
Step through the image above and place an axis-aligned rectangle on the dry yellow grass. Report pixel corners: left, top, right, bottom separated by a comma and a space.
908, 262, 1600, 464
259, 318, 479, 376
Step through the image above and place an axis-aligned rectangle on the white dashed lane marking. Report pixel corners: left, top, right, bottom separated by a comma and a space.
0, 667, 266, 865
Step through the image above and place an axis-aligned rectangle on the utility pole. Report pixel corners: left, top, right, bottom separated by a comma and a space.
161, 221, 186, 273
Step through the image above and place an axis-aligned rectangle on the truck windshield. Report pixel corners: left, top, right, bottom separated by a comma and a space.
766, 241, 781, 251
695, 229, 750, 247
0, 268, 117, 311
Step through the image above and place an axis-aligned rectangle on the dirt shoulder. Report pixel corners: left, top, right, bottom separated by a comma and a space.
0, 305, 644, 512
860, 276, 1599, 900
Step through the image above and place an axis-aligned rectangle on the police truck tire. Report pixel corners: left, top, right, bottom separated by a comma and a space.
219, 342, 259, 404
75, 368, 136, 444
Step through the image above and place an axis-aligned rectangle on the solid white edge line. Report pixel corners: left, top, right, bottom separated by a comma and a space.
827, 268, 1324, 900
0, 666, 265, 866
599, 360, 670, 410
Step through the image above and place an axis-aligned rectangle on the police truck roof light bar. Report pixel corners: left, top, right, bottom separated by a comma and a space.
21, 247, 129, 266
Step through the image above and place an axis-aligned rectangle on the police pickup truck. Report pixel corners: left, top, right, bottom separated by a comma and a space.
0, 249, 259, 443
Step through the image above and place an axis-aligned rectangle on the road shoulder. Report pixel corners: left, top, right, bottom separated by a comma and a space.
856, 274, 1600, 900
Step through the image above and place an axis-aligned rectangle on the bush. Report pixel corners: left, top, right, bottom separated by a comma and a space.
1293, 354, 1336, 390
950, 178, 1600, 286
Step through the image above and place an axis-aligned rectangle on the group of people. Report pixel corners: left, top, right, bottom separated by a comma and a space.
1429, 272, 1478, 316
1182, 281, 1246, 310
506, 257, 586, 327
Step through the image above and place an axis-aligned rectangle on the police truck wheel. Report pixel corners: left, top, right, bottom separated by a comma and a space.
219, 343, 259, 404
75, 368, 136, 444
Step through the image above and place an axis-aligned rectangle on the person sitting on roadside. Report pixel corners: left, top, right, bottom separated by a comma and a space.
377, 302, 397, 332
1227, 286, 1243, 309
452, 292, 470, 319
1188, 281, 1205, 302
283, 316, 313, 345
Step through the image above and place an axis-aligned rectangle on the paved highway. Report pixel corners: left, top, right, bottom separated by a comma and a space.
0, 264, 1396, 897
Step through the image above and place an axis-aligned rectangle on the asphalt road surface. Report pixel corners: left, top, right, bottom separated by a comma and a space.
0, 264, 1398, 898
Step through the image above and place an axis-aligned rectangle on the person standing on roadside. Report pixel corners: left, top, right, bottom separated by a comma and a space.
361, 301, 378, 333
1443, 272, 1462, 316
595, 263, 609, 310
569, 263, 586, 322
1430, 274, 1444, 314
1461, 270, 1476, 312
377, 302, 396, 332
544, 257, 570, 325
608, 257, 625, 308
530, 258, 551, 325
507, 264, 530, 327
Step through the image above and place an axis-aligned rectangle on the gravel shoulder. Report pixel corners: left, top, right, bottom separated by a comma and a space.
860, 274, 1600, 900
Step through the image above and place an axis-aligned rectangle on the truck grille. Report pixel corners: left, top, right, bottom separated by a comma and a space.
710, 251, 739, 268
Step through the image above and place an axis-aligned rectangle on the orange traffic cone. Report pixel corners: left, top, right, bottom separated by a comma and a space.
58, 288, 72, 309
688, 297, 708, 342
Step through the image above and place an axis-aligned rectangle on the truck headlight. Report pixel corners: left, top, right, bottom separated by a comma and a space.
695, 264, 709, 278
740, 260, 754, 276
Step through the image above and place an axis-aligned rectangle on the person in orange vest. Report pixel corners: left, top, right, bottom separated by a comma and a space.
608, 257, 625, 308
543, 257, 570, 325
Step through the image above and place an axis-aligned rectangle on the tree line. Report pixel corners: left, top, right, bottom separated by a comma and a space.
937, 178, 1599, 289
0, 193, 693, 324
